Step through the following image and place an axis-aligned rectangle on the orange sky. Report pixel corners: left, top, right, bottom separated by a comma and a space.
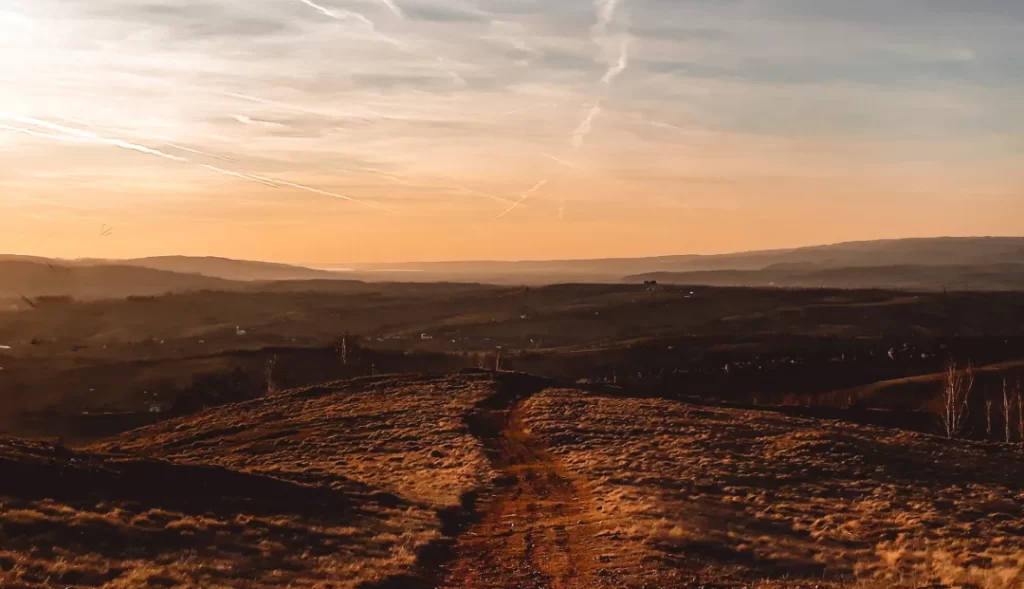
1, 0, 1021, 263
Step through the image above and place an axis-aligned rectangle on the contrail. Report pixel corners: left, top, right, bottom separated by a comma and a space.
201, 165, 280, 188
0, 122, 92, 143
594, 0, 621, 36
297, 0, 370, 24
602, 37, 631, 84
543, 153, 588, 172
161, 141, 234, 162
571, 102, 602, 149
2, 111, 387, 209
233, 114, 286, 128
217, 91, 384, 122
296, 0, 403, 47
0, 112, 187, 162
245, 173, 390, 210
49, 115, 236, 162
377, 0, 405, 18
457, 185, 518, 206
495, 180, 548, 219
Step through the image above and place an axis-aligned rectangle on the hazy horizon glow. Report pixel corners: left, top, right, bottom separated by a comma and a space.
1, 0, 1022, 263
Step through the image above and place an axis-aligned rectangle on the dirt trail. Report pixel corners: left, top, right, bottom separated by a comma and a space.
436, 397, 611, 589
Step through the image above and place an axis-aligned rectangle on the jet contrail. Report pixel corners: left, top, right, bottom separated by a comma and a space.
245, 173, 390, 210
296, 0, 404, 47
594, 0, 621, 35
201, 165, 280, 188
602, 37, 631, 84
161, 141, 234, 162
457, 185, 519, 206
495, 180, 548, 219
0, 112, 187, 162
297, 0, 370, 24
233, 114, 286, 128
377, 0, 405, 18
217, 91, 384, 122
543, 153, 588, 172
3, 112, 387, 209
0, 122, 92, 143
572, 102, 602, 149
48, 116, 236, 163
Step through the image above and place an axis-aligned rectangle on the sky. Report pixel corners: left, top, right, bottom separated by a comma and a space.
0, 0, 1022, 263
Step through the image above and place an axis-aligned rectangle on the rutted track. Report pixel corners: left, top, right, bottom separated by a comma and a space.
434, 377, 616, 589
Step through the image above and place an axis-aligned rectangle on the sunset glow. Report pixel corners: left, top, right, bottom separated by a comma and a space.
1, 0, 1021, 263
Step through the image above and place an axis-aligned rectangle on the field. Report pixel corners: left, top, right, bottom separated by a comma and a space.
6, 283, 1024, 441
3, 280, 1024, 588
3, 372, 1023, 588
522, 389, 1024, 588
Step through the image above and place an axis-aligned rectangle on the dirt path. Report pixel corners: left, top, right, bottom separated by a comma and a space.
435, 399, 611, 589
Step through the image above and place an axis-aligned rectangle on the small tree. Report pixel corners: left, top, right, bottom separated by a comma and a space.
940, 361, 974, 439
1017, 380, 1023, 443
986, 399, 994, 438
265, 355, 278, 395
1004, 379, 1015, 443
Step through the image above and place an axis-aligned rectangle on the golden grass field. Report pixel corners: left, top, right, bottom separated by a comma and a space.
522, 389, 1024, 588
2, 372, 1023, 588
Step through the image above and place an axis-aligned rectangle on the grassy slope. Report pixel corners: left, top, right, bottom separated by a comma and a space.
2, 373, 504, 588
521, 389, 1024, 589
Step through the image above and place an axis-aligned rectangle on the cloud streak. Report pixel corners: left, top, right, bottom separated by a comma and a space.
593, 0, 621, 36
1, 113, 387, 208
571, 102, 602, 148
495, 180, 548, 219
377, 0, 406, 19
0, 112, 188, 162
602, 37, 631, 84
201, 165, 280, 188
297, 0, 372, 25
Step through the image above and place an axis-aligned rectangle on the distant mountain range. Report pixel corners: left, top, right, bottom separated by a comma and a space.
2, 237, 1024, 301
343, 237, 1024, 288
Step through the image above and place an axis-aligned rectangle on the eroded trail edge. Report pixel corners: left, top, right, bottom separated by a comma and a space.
435, 379, 608, 589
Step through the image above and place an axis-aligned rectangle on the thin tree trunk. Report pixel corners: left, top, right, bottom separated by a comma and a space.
1004, 379, 1013, 443
986, 399, 994, 438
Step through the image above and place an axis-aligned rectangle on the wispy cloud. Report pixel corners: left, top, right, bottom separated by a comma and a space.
245, 174, 390, 210
377, 0, 406, 19
602, 37, 631, 85
543, 153, 588, 172
571, 102, 602, 149
495, 180, 548, 219
593, 0, 621, 37
297, 0, 371, 24
0, 112, 188, 162
200, 165, 279, 188
233, 114, 286, 128
0, 122, 92, 144
1, 112, 387, 209
457, 185, 518, 206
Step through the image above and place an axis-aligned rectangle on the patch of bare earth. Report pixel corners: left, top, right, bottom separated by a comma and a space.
436, 400, 648, 588
521, 389, 1024, 589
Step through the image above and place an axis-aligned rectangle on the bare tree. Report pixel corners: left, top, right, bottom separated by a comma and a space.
1004, 379, 1015, 443
264, 355, 278, 395
940, 361, 974, 439
986, 398, 994, 438
1017, 380, 1023, 444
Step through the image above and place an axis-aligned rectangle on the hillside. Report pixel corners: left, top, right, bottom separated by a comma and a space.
101, 256, 338, 282
627, 263, 1024, 291
0, 260, 234, 302
344, 237, 1024, 284
4, 373, 1023, 588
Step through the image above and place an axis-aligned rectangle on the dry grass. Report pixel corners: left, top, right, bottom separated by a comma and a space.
521, 389, 1024, 589
2, 373, 503, 588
